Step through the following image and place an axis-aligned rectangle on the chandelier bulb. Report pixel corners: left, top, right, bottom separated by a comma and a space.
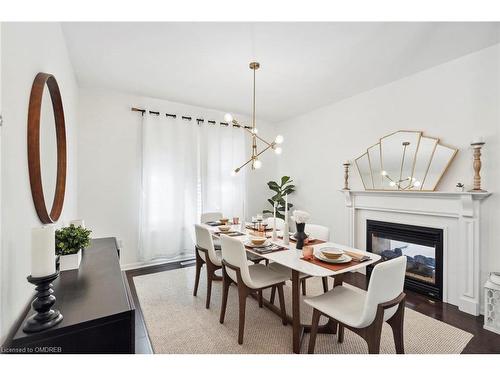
224, 113, 234, 123
251, 128, 259, 135
275, 135, 284, 144
381, 170, 388, 176
274, 147, 282, 155
253, 159, 262, 169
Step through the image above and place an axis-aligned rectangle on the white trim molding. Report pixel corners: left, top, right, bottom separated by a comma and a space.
341, 190, 491, 316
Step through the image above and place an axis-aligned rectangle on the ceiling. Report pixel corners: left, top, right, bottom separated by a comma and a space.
62, 22, 500, 122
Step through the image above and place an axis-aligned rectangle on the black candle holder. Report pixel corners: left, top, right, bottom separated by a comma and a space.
23, 271, 63, 333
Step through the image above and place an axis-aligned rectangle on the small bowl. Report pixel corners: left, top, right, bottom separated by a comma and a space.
250, 237, 267, 246
321, 247, 344, 260
220, 218, 229, 225
218, 225, 231, 232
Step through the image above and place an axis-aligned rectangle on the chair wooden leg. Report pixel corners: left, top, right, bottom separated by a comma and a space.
219, 270, 231, 324
366, 325, 383, 354
270, 286, 276, 305
277, 284, 287, 326
387, 302, 405, 354
258, 290, 263, 308
308, 308, 321, 354
193, 252, 203, 297
338, 324, 344, 343
322, 277, 329, 293
206, 271, 213, 309
301, 279, 307, 296
237, 284, 248, 345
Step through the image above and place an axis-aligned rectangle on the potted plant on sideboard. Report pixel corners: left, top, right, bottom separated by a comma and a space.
55, 224, 92, 271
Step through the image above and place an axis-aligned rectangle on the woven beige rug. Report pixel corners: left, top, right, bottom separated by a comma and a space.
133, 267, 473, 354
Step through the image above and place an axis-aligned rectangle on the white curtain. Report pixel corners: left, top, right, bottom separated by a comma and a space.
139, 112, 245, 262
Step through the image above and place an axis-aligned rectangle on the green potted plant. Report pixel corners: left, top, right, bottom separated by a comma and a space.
55, 224, 92, 271
263, 176, 295, 220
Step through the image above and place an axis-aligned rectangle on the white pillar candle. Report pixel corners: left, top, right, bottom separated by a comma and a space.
70, 219, 85, 228
31, 225, 56, 277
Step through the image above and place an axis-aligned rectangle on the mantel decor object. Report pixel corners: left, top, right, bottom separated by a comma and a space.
342, 161, 351, 190
469, 139, 486, 192
23, 271, 63, 333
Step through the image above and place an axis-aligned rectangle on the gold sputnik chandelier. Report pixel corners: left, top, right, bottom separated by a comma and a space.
225, 62, 283, 175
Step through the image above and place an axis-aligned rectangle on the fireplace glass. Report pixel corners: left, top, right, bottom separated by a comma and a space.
371, 235, 436, 285
366, 220, 443, 300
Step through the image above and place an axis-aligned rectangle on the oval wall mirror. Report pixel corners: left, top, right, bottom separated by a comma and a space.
27, 73, 67, 224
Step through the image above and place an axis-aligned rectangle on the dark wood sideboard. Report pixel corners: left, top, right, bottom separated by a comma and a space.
8, 238, 135, 354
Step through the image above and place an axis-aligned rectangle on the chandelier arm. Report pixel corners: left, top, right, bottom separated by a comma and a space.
238, 158, 254, 170
254, 143, 273, 158
244, 128, 274, 147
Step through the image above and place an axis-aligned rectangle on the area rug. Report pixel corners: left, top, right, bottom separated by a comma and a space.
133, 267, 473, 354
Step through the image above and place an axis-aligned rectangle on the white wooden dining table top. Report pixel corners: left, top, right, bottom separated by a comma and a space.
203, 224, 381, 278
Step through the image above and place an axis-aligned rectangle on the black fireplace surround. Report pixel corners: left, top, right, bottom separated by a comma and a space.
366, 220, 443, 300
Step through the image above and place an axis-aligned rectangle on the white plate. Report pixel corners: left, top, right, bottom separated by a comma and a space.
314, 250, 352, 264
245, 240, 270, 248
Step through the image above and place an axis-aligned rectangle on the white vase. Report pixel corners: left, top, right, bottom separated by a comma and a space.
59, 249, 82, 271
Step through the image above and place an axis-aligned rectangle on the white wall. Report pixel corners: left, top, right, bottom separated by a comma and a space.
0, 23, 79, 342
77, 88, 276, 267
275, 44, 500, 295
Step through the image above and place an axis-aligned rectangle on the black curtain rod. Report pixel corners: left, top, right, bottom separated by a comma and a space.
131, 107, 249, 129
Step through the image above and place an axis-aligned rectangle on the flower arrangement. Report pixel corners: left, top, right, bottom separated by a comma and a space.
291, 210, 310, 224
55, 224, 92, 256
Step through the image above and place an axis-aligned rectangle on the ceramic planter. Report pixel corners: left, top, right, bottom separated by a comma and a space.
59, 249, 82, 271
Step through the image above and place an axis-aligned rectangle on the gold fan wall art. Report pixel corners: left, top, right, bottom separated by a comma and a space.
355, 131, 458, 191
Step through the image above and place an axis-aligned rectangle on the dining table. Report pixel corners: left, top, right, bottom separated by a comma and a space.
203, 223, 381, 353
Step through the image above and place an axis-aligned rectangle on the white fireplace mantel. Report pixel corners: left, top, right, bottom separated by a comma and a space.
341, 189, 491, 316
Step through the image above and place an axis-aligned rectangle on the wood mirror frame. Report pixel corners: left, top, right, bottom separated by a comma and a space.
27, 73, 67, 224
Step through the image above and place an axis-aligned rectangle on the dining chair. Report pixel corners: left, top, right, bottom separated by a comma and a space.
200, 211, 223, 223
219, 235, 289, 345
305, 224, 330, 242
306, 256, 407, 354
269, 223, 331, 300
193, 224, 223, 309
265, 217, 286, 231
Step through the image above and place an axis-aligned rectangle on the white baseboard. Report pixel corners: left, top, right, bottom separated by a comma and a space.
120, 256, 195, 271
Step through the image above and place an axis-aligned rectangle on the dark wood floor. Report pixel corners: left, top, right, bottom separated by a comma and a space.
125, 261, 500, 354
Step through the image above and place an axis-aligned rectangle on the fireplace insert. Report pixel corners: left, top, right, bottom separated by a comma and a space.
366, 220, 443, 300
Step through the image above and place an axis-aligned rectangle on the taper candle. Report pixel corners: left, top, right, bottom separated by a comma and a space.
31, 225, 56, 277
284, 194, 288, 219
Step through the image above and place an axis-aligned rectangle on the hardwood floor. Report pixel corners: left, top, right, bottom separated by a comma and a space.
125, 261, 500, 354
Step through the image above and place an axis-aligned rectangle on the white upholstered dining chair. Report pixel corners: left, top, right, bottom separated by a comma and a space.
306, 256, 407, 354
305, 224, 330, 242
193, 224, 223, 309
200, 211, 223, 223
219, 235, 290, 345
265, 217, 286, 231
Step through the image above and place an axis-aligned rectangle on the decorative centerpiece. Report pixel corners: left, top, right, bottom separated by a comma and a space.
55, 224, 92, 271
292, 210, 311, 250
